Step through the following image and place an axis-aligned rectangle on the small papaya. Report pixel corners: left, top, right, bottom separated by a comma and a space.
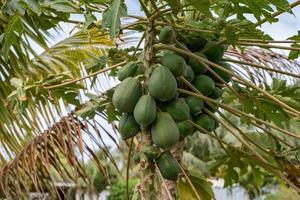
156, 151, 181, 181
118, 113, 140, 140
161, 98, 190, 122
210, 61, 233, 83
112, 77, 142, 113
203, 41, 227, 61
188, 52, 208, 74
161, 53, 186, 77
177, 121, 194, 139
149, 65, 177, 102
143, 146, 161, 160
151, 112, 179, 150
159, 26, 176, 44
194, 114, 216, 132
179, 33, 207, 52
193, 75, 215, 96
210, 87, 223, 99
183, 64, 195, 82
117, 62, 139, 81
186, 96, 204, 116
134, 95, 157, 127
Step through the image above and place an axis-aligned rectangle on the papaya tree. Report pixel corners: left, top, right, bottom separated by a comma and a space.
1, 0, 300, 199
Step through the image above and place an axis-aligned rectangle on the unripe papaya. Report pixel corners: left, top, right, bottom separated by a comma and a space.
177, 121, 194, 139
179, 33, 207, 52
156, 151, 181, 181
118, 113, 140, 140
205, 103, 219, 113
149, 65, 177, 102
143, 146, 161, 160
210, 87, 223, 99
159, 26, 176, 44
186, 96, 204, 116
188, 52, 208, 74
161, 98, 190, 122
193, 75, 215, 96
117, 62, 139, 81
183, 64, 195, 82
203, 41, 227, 61
134, 95, 157, 127
151, 112, 179, 150
195, 114, 216, 132
161, 53, 186, 76
112, 77, 142, 113
210, 61, 233, 83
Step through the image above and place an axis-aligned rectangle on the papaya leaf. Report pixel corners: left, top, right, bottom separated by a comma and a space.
288, 44, 300, 59
2, 15, 24, 58
102, 0, 127, 38
164, 0, 182, 14
179, 169, 214, 200
186, 0, 211, 15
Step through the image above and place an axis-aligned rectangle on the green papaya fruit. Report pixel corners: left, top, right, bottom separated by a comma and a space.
210, 87, 223, 99
161, 53, 186, 76
186, 96, 204, 116
143, 146, 161, 160
134, 95, 157, 127
161, 98, 190, 122
203, 41, 227, 61
112, 77, 142, 113
156, 151, 181, 181
188, 52, 208, 74
193, 75, 215, 96
151, 112, 180, 150
149, 65, 177, 102
210, 61, 233, 83
177, 121, 194, 139
118, 113, 140, 140
179, 33, 207, 52
183, 64, 195, 82
175, 43, 189, 60
195, 113, 216, 132
159, 26, 176, 44
204, 102, 219, 113
117, 62, 139, 81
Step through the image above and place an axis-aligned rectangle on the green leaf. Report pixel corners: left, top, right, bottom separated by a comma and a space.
179, 170, 214, 200
102, 0, 127, 38
268, 0, 292, 13
186, 0, 210, 15
288, 44, 300, 59
42, 0, 78, 13
2, 15, 24, 57
165, 0, 182, 14
21, 0, 42, 15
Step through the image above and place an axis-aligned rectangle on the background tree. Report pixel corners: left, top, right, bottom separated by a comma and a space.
1, 0, 300, 199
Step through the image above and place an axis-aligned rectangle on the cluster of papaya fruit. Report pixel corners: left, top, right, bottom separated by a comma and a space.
112, 26, 233, 181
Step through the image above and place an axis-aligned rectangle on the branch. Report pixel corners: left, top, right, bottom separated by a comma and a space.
44, 61, 126, 89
